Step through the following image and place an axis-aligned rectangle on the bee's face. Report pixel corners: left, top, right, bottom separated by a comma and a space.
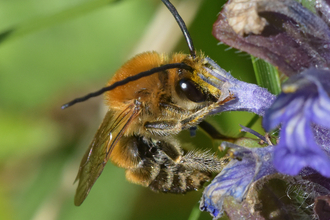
169, 53, 223, 106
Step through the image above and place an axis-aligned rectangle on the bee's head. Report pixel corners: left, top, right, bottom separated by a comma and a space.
61, 0, 225, 110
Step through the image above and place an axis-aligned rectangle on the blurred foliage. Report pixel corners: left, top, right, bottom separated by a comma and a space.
0, 0, 256, 219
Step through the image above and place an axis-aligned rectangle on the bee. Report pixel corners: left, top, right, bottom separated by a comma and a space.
62, 0, 233, 206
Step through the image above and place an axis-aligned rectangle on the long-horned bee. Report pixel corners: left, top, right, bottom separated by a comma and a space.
62, 0, 233, 206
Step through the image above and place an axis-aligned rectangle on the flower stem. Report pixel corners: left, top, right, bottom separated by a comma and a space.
188, 201, 201, 220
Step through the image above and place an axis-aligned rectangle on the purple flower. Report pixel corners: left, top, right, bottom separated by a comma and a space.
203, 57, 275, 116
263, 68, 330, 177
200, 55, 330, 220
212, 0, 330, 76
200, 142, 277, 219
200, 0, 330, 218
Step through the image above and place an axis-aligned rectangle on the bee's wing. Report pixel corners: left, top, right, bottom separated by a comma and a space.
74, 103, 140, 206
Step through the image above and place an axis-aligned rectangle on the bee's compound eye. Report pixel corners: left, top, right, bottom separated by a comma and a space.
176, 78, 207, 102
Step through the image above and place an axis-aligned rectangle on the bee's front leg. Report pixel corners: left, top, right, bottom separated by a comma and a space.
143, 103, 215, 136
144, 120, 183, 136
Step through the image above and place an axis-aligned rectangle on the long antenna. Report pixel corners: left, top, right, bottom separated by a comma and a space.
161, 0, 196, 58
62, 63, 193, 109
62, 1, 197, 109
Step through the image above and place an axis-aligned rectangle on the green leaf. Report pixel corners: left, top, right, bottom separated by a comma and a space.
251, 56, 281, 95
0, 0, 119, 45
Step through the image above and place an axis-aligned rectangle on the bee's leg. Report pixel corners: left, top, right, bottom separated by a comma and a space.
146, 152, 208, 193
146, 109, 236, 141
120, 137, 206, 193
145, 100, 219, 135
158, 102, 190, 115
119, 136, 230, 194
181, 94, 235, 129
144, 102, 224, 135
179, 150, 230, 173
115, 136, 181, 189
125, 138, 182, 190
125, 160, 161, 187
153, 94, 235, 135
115, 136, 161, 187
145, 119, 234, 140
149, 132, 233, 192
198, 120, 237, 142
149, 139, 229, 193
144, 120, 182, 135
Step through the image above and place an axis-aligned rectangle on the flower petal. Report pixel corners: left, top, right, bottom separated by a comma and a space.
213, 0, 330, 76
203, 57, 276, 116
273, 113, 330, 177
302, 69, 330, 127
263, 93, 305, 131
200, 143, 277, 218
314, 125, 330, 154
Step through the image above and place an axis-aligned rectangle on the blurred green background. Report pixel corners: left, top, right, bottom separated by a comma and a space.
0, 0, 258, 219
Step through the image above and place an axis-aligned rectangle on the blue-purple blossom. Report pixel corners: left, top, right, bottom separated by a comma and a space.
200, 142, 277, 219
200, 0, 330, 219
263, 68, 330, 177
212, 0, 330, 76
203, 57, 275, 116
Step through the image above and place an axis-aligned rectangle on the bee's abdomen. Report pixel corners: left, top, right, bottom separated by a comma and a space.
124, 136, 224, 193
